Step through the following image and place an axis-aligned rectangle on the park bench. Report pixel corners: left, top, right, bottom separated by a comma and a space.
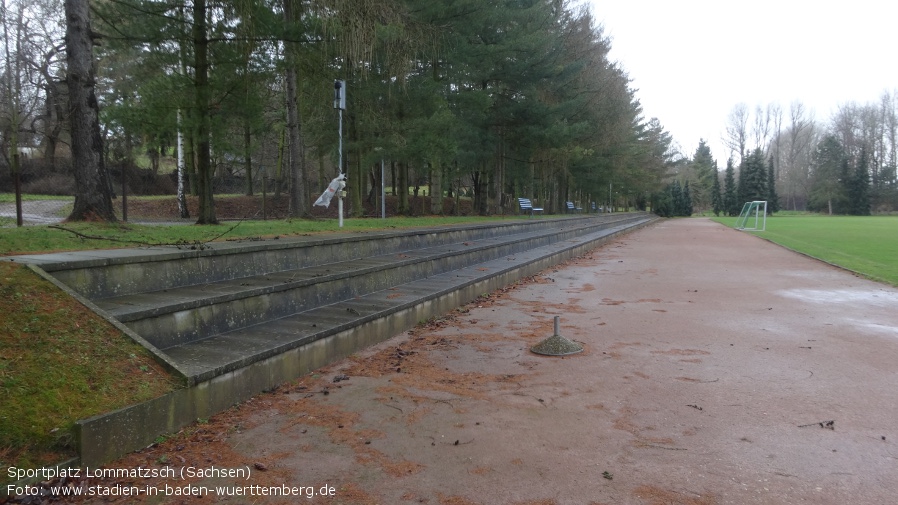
518, 197, 543, 217
566, 201, 582, 213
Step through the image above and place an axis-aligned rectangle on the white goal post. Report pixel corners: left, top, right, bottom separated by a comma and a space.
735, 201, 767, 231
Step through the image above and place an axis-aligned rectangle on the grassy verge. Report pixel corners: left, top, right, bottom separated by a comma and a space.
0, 193, 74, 203
711, 214, 898, 286
0, 215, 524, 256
0, 262, 179, 477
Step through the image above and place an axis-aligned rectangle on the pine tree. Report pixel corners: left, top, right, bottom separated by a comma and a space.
809, 134, 846, 215
682, 181, 693, 216
723, 158, 738, 216
689, 139, 716, 211
710, 169, 722, 216
65, 0, 117, 222
738, 148, 767, 203
653, 186, 672, 217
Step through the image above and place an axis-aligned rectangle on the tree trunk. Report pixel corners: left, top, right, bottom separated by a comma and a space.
176, 109, 189, 218
244, 120, 253, 195
64, 0, 116, 222
397, 162, 409, 215
274, 127, 284, 198
349, 113, 362, 217
430, 161, 443, 214
193, 0, 216, 224
283, 0, 307, 217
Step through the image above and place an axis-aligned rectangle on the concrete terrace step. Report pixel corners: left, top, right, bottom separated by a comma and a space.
11, 213, 654, 387
35, 217, 607, 300
163, 217, 653, 383
91, 217, 635, 351
5, 214, 658, 466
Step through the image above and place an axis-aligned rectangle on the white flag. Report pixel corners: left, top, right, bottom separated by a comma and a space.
313, 174, 346, 207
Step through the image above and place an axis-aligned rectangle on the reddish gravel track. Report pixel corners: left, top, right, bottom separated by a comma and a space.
57, 218, 898, 505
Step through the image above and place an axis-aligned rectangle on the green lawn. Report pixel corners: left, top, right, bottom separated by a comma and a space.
0, 215, 525, 256
711, 214, 898, 286
0, 193, 73, 203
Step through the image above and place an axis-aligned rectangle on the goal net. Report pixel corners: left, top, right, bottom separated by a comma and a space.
735, 201, 767, 231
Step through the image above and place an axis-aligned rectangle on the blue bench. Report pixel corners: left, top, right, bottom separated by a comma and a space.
518, 197, 543, 217
566, 201, 582, 213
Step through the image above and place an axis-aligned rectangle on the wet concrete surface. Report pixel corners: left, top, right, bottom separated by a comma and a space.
76, 218, 898, 505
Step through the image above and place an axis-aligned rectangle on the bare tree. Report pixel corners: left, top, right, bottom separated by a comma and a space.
883, 90, 898, 186
723, 103, 748, 163
752, 103, 778, 154
64, 0, 116, 221
777, 101, 816, 210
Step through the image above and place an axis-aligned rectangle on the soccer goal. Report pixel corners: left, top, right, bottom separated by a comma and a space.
735, 201, 767, 231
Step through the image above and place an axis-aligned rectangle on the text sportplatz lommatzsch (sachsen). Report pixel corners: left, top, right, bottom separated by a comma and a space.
7, 465, 337, 499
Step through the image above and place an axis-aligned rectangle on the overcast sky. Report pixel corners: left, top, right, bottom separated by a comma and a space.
585, 0, 898, 167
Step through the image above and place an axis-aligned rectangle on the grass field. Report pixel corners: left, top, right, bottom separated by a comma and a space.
711, 214, 898, 287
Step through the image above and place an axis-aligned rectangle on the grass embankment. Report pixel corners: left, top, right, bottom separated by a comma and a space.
0, 215, 515, 256
0, 262, 179, 476
712, 214, 898, 286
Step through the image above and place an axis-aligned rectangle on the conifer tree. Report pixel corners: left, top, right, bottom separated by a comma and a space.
671, 180, 683, 215
723, 158, 738, 216
809, 135, 847, 214
682, 181, 693, 216
737, 148, 767, 205
65, 0, 117, 222
689, 139, 716, 211
711, 169, 722, 216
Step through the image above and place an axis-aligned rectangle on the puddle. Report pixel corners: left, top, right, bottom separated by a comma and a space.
777, 288, 898, 309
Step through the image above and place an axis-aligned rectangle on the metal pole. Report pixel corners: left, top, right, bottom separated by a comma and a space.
338, 109, 343, 176
381, 158, 385, 219
338, 108, 344, 228
554, 316, 560, 336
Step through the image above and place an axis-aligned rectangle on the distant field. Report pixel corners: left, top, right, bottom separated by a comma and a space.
711, 214, 898, 286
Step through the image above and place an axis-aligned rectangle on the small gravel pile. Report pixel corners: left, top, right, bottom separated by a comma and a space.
530, 334, 584, 356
